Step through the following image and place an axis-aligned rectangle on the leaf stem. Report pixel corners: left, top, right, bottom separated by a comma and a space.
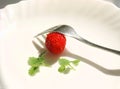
68, 64, 75, 71
39, 51, 46, 57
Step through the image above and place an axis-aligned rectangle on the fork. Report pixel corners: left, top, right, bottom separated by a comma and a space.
34, 25, 120, 55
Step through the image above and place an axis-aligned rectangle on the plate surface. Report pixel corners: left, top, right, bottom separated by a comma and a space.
0, 0, 120, 89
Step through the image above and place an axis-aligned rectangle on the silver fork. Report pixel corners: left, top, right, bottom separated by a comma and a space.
34, 25, 120, 55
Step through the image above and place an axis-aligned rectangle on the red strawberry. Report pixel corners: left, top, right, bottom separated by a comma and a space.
45, 32, 66, 54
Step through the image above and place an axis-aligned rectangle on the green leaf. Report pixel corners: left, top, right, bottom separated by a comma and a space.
38, 56, 45, 63
58, 58, 80, 74
28, 57, 40, 67
58, 65, 65, 73
59, 59, 70, 66
63, 67, 71, 74
28, 57, 39, 66
71, 59, 80, 66
29, 67, 39, 76
28, 51, 51, 76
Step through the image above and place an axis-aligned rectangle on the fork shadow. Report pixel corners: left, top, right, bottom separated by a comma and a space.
32, 38, 120, 76
62, 49, 120, 76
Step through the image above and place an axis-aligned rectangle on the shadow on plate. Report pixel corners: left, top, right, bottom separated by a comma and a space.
33, 36, 120, 76
63, 49, 120, 76
32, 39, 60, 65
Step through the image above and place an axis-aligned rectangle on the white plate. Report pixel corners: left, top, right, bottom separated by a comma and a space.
0, 0, 120, 89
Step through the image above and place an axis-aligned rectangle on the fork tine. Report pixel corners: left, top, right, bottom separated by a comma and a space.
32, 34, 46, 53
36, 37, 45, 48
37, 34, 46, 48
32, 40, 43, 53
41, 34, 46, 39
34, 30, 48, 37
34, 25, 62, 37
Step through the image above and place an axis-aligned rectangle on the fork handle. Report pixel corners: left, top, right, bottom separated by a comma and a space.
75, 37, 120, 55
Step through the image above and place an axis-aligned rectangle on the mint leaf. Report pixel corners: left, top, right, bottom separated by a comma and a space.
71, 59, 80, 66
58, 65, 65, 73
63, 67, 71, 74
29, 67, 39, 76
28, 57, 40, 67
58, 58, 80, 74
59, 58, 70, 66
28, 51, 50, 76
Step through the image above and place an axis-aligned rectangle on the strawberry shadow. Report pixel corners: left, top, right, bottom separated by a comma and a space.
32, 40, 60, 65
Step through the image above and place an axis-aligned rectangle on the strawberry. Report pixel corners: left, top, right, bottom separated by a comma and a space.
45, 32, 66, 54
